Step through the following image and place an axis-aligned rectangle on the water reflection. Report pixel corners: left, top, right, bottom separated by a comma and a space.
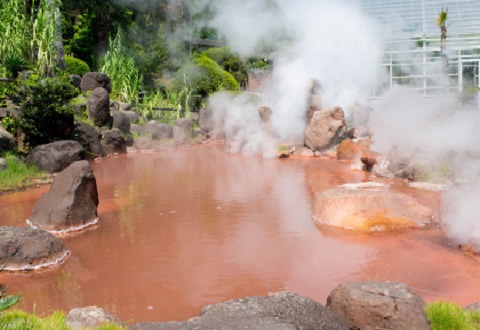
0, 146, 479, 323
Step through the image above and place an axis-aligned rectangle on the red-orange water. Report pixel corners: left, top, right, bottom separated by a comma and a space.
1, 146, 480, 323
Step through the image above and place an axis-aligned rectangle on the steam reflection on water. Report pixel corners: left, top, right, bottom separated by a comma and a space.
0, 146, 479, 323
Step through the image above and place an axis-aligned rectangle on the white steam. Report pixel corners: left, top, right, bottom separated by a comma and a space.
204, 0, 384, 156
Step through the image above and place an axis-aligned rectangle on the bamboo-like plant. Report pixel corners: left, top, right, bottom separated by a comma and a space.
0, 0, 31, 62
32, 0, 58, 76
101, 29, 143, 104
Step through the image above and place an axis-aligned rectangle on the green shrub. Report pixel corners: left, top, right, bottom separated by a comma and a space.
16, 75, 79, 147
425, 301, 480, 330
203, 47, 247, 85
65, 56, 90, 76
175, 55, 239, 108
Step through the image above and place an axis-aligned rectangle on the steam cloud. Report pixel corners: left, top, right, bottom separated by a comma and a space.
202, 0, 384, 157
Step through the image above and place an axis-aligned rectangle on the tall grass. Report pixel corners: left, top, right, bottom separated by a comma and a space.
0, 0, 31, 62
0, 310, 125, 330
425, 301, 480, 330
101, 29, 143, 104
31, 0, 59, 76
0, 152, 49, 192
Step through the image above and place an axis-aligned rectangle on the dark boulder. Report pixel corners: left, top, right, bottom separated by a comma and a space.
0, 126, 15, 153
101, 128, 126, 155
68, 74, 82, 88
72, 122, 106, 159
0, 226, 70, 271
87, 87, 112, 127
112, 110, 131, 135
327, 282, 429, 330
176, 118, 194, 137
304, 106, 346, 151
26, 140, 86, 173
131, 292, 347, 330
130, 124, 144, 135
27, 160, 99, 232
66, 306, 122, 329
80, 72, 112, 93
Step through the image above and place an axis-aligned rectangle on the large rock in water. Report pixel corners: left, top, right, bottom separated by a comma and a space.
80, 72, 112, 93
87, 87, 112, 127
101, 128, 127, 155
313, 182, 433, 231
131, 292, 347, 330
0, 226, 70, 271
112, 110, 131, 135
199, 107, 214, 136
144, 121, 173, 140
28, 160, 99, 232
26, 140, 86, 173
304, 106, 346, 151
327, 282, 429, 330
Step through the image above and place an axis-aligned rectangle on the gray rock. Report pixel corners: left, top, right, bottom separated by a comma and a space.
327, 282, 429, 330
26, 140, 86, 173
133, 137, 154, 151
66, 306, 122, 330
87, 87, 112, 127
465, 301, 480, 311
112, 110, 131, 135
258, 106, 273, 123
176, 118, 194, 138
121, 110, 140, 124
28, 160, 99, 232
130, 124, 144, 135
0, 158, 6, 172
173, 126, 191, 146
101, 128, 126, 155
0, 226, 70, 271
72, 122, 106, 159
131, 292, 347, 330
144, 121, 173, 140
304, 106, 346, 151
68, 74, 82, 88
80, 72, 112, 93
119, 102, 132, 111
199, 107, 215, 134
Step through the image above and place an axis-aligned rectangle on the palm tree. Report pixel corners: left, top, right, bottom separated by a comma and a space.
436, 8, 448, 56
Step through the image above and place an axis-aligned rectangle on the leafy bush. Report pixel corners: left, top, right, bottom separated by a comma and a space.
16, 75, 79, 147
203, 47, 247, 85
425, 301, 480, 330
3, 52, 29, 78
65, 56, 90, 76
175, 55, 239, 108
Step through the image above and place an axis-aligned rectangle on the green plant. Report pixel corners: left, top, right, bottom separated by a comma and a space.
32, 0, 60, 77
0, 0, 32, 63
0, 152, 49, 192
0, 295, 20, 312
175, 55, 239, 109
3, 52, 29, 78
64, 56, 90, 76
101, 28, 143, 104
16, 75, 78, 147
425, 301, 480, 330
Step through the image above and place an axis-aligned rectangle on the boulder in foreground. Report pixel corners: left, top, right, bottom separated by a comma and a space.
26, 140, 86, 173
0, 226, 69, 271
327, 281, 429, 330
131, 292, 347, 330
28, 160, 99, 233
66, 306, 122, 329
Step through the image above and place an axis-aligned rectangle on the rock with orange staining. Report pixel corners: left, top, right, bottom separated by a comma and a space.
313, 183, 433, 232
360, 151, 383, 172
336, 139, 362, 160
